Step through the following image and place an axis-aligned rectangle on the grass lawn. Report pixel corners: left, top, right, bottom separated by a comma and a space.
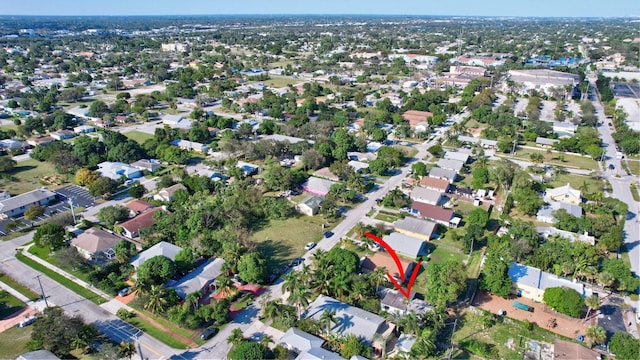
0, 326, 31, 358
0, 272, 40, 301
15, 251, 106, 305
627, 159, 640, 176
392, 145, 419, 158
630, 184, 640, 202
250, 216, 327, 269
0, 159, 66, 195
126, 317, 189, 350
374, 211, 400, 223
123, 130, 154, 144
0, 123, 19, 132
546, 173, 603, 196
506, 148, 598, 170
452, 309, 564, 359
0, 289, 26, 319
28, 245, 92, 283
262, 76, 295, 88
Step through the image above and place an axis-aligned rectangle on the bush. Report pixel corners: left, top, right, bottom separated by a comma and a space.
116, 308, 135, 319
462, 339, 492, 357
609, 332, 640, 360
543, 287, 584, 318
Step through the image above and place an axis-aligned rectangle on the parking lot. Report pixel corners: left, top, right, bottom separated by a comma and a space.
612, 82, 640, 99
55, 185, 95, 208
0, 185, 94, 236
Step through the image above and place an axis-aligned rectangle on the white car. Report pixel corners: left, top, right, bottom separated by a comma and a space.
304, 242, 316, 250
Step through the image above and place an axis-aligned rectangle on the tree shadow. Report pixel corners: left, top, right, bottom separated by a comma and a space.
256, 239, 294, 271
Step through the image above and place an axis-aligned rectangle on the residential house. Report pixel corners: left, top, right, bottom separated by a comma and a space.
380, 288, 431, 316
303, 295, 395, 353
553, 122, 578, 138
390, 334, 417, 357
169, 139, 208, 154
119, 207, 162, 239
535, 137, 559, 148
126, 199, 155, 214
348, 160, 369, 173
410, 187, 444, 206
97, 162, 142, 180
0, 188, 57, 219
413, 122, 430, 134
382, 232, 428, 259
410, 202, 459, 227
70, 227, 122, 261
457, 135, 498, 148
449, 65, 487, 77
419, 176, 450, 193
393, 217, 437, 241
162, 114, 193, 130
536, 201, 582, 224
361, 252, 415, 283
428, 167, 458, 183
73, 125, 95, 134
312, 167, 340, 181
50, 130, 75, 141
544, 183, 582, 205
16, 350, 60, 360
436, 159, 464, 173
443, 151, 470, 164
0, 138, 27, 151
130, 159, 162, 173
296, 196, 324, 216
261, 134, 313, 145
154, 184, 187, 202
236, 161, 259, 176
169, 258, 225, 300
279, 328, 325, 354
553, 339, 601, 360
508, 262, 591, 302
402, 110, 433, 127
27, 136, 55, 147
301, 177, 337, 196
348, 151, 377, 162
536, 226, 595, 246
296, 347, 345, 360
130, 241, 183, 269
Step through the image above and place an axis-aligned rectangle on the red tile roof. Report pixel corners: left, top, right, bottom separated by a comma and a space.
126, 199, 154, 213
402, 110, 433, 126
410, 202, 454, 223
119, 207, 162, 235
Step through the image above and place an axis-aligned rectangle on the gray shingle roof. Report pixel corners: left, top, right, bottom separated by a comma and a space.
130, 241, 182, 268
280, 328, 325, 353
0, 188, 56, 215
170, 258, 225, 299
382, 232, 427, 259
393, 217, 437, 238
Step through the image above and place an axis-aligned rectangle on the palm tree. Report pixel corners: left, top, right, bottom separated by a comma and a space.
329, 273, 350, 301
313, 265, 334, 295
262, 299, 283, 321
370, 267, 388, 290
596, 272, 615, 292
144, 285, 168, 314
319, 310, 337, 335
299, 263, 312, 286
215, 276, 234, 297
353, 222, 366, 240
288, 287, 312, 319
578, 180, 590, 195
586, 325, 606, 347
397, 312, 420, 336
413, 329, 436, 357
227, 328, 244, 344
119, 341, 136, 359
186, 290, 202, 311
584, 295, 601, 320
260, 334, 274, 347
282, 271, 302, 295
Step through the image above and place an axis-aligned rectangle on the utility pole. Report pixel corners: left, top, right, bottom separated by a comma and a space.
68, 198, 76, 225
34, 274, 49, 308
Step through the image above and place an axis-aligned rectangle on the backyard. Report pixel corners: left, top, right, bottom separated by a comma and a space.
0, 326, 31, 358
262, 76, 295, 88
250, 215, 329, 269
123, 130, 154, 144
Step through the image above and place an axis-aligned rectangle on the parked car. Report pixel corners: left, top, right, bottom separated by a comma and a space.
200, 327, 218, 340
231, 275, 247, 286
18, 316, 36, 328
118, 287, 132, 297
304, 242, 316, 250
291, 258, 304, 267
323, 231, 333, 238
608, 164, 615, 170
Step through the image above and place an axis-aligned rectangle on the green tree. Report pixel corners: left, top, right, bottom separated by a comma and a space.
585, 325, 606, 346
119, 341, 136, 359
471, 167, 489, 190
128, 182, 146, 198
238, 252, 268, 284
609, 332, 640, 360
228, 341, 269, 360
24, 205, 46, 221
88, 177, 119, 197
480, 249, 512, 298
88, 100, 109, 118
30, 307, 96, 357
411, 162, 428, 176
114, 240, 136, 264
425, 260, 466, 308
143, 285, 169, 314
33, 223, 66, 251
136, 256, 176, 290
0, 156, 16, 172
340, 334, 371, 359
467, 208, 489, 229
97, 205, 129, 228
325, 248, 360, 276
542, 287, 584, 318
319, 309, 337, 335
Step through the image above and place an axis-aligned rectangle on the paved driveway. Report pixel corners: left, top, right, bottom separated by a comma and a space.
598, 297, 626, 342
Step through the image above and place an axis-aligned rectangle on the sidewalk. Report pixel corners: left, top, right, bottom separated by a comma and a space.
21, 244, 113, 301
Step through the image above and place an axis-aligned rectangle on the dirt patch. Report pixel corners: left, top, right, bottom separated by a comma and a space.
473, 291, 589, 339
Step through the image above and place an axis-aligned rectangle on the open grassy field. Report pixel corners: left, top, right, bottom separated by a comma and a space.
0, 159, 66, 195
506, 147, 598, 170
123, 130, 154, 144
627, 159, 640, 176
28, 245, 92, 283
126, 317, 189, 350
0, 326, 31, 358
0, 123, 19, 132
250, 216, 327, 269
452, 309, 564, 359
0, 272, 40, 300
263, 76, 296, 88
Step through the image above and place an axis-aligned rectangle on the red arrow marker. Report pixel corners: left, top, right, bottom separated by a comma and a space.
364, 232, 422, 299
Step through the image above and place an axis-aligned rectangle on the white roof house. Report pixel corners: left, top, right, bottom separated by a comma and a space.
553, 122, 578, 136
544, 183, 582, 204
169, 139, 208, 153
130, 241, 183, 269
410, 187, 444, 206
73, 125, 96, 134
428, 167, 458, 183
301, 177, 337, 196
279, 328, 325, 354
382, 232, 427, 259
348, 160, 369, 173
0, 139, 27, 150
162, 114, 193, 129
0, 188, 57, 219
508, 262, 592, 302
303, 295, 392, 345
97, 162, 142, 180
443, 151, 470, 163
436, 159, 464, 173
169, 258, 225, 299
295, 347, 345, 360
